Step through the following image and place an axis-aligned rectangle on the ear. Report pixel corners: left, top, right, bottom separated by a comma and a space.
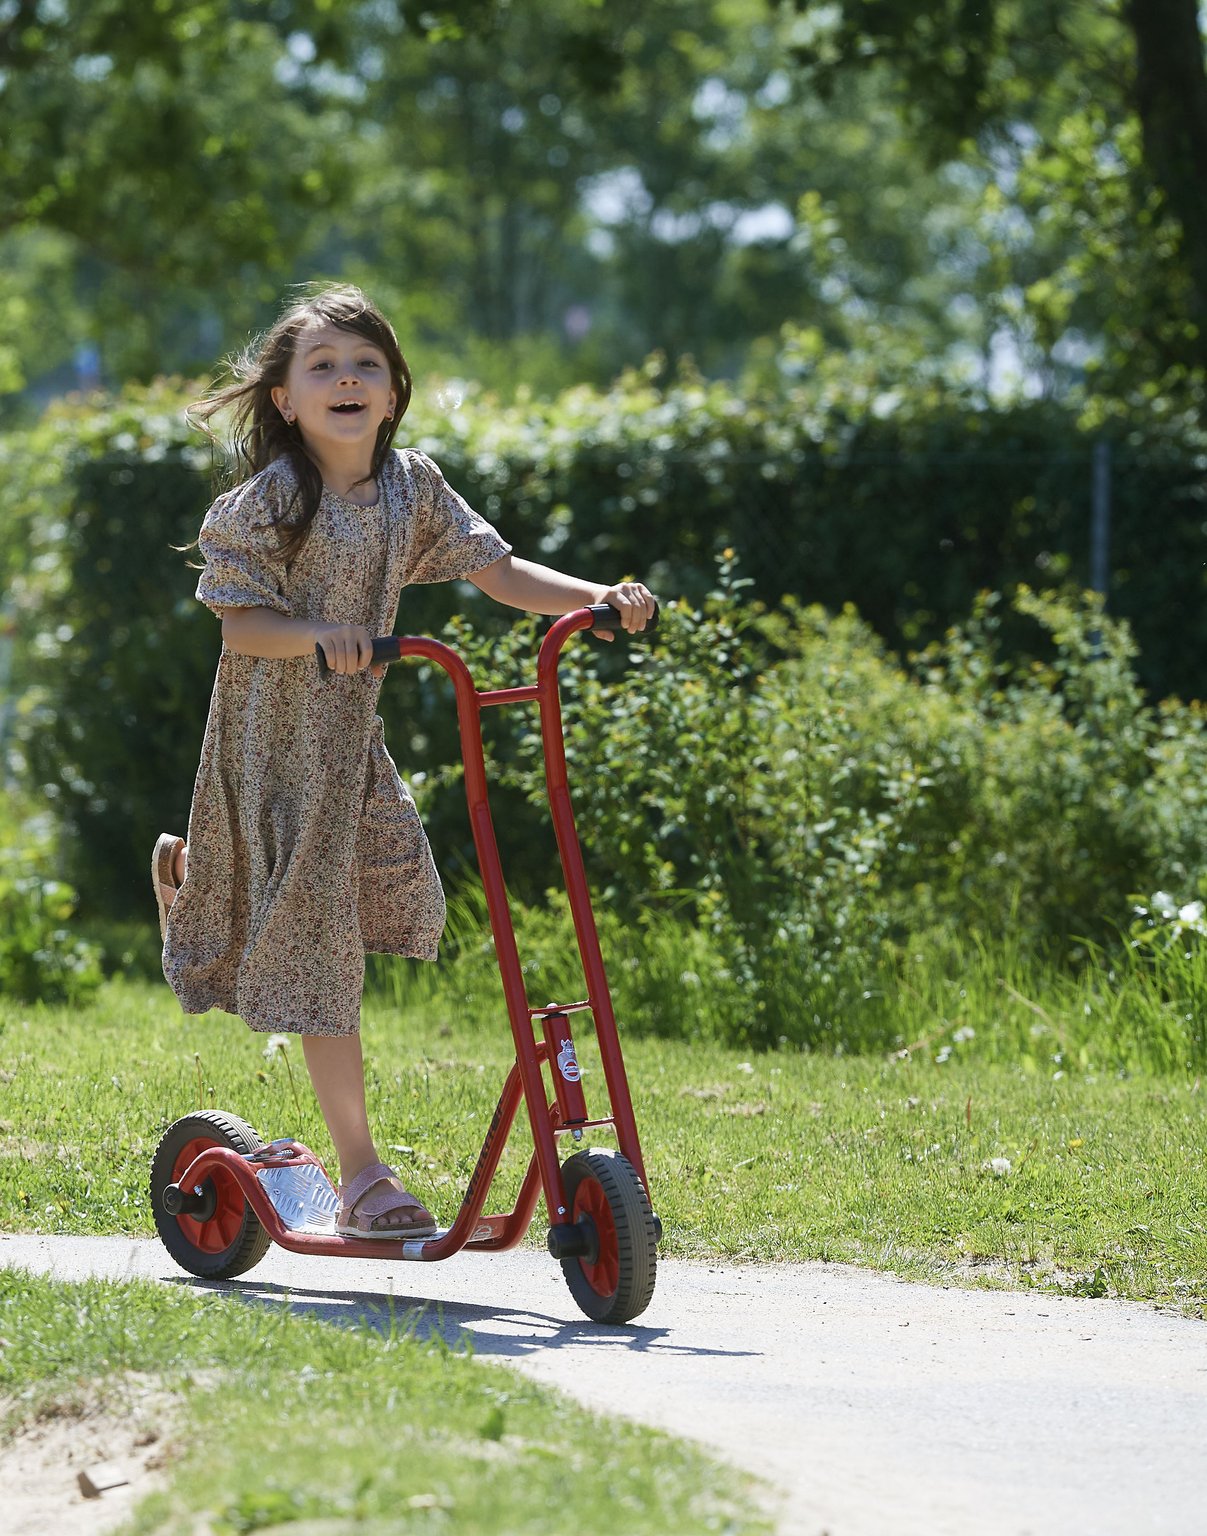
386, 389, 397, 421
270, 385, 293, 422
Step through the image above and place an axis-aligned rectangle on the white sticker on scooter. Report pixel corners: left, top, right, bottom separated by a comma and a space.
557, 1039, 581, 1083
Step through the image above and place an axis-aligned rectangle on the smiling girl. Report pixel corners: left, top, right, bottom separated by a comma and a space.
153, 284, 655, 1240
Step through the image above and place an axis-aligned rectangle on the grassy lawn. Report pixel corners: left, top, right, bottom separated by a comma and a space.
3, 1268, 769, 1536
1, 976, 1204, 1312
1, 973, 1204, 1534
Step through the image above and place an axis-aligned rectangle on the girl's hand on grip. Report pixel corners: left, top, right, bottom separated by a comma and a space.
597, 581, 657, 641
314, 623, 374, 675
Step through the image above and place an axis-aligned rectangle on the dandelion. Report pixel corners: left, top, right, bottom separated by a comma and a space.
985, 1157, 1011, 1177
1177, 900, 1207, 938
263, 1033, 304, 1128
935, 1046, 952, 1064
952, 1026, 976, 1044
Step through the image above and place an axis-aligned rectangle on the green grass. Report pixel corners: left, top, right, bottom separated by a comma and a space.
1, 976, 1204, 1312
2, 1269, 769, 1536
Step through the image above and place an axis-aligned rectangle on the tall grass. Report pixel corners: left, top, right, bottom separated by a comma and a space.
365, 890, 1207, 1076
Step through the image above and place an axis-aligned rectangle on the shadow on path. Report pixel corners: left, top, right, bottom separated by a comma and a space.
165, 1274, 759, 1364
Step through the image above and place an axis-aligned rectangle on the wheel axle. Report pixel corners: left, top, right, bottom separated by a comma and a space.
161, 1181, 216, 1220
546, 1219, 594, 1260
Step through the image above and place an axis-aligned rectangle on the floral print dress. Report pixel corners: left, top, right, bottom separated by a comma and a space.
162, 448, 511, 1036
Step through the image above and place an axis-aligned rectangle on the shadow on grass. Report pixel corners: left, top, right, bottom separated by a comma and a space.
166, 1274, 758, 1363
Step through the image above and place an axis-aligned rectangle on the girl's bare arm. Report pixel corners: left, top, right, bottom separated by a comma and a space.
469, 554, 655, 635
219, 607, 374, 674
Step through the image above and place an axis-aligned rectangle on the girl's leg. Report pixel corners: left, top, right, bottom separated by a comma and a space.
300, 1032, 378, 1182
301, 1032, 433, 1233
160, 842, 428, 1240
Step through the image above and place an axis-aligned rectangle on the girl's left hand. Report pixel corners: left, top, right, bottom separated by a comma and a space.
598, 581, 657, 641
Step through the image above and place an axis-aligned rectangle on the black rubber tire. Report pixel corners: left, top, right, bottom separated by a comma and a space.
150, 1110, 271, 1280
559, 1148, 657, 1324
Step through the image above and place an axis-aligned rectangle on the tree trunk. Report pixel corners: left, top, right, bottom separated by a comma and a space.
1127, 0, 1207, 370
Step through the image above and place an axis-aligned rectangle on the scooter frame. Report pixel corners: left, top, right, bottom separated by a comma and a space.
159, 605, 658, 1280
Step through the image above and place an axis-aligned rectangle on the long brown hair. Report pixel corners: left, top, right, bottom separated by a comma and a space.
189, 284, 413, 560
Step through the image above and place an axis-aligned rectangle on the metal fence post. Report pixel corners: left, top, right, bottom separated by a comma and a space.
1090, 440, 1111, 600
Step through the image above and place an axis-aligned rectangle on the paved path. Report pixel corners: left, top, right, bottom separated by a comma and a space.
4, 1234, 1205, 1535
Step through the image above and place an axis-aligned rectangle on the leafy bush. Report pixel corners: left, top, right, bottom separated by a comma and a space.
761, 584, 1207, 952
404, 561, 1207, 1050
0, 795, 101, 1003
0, 874, 103, 1004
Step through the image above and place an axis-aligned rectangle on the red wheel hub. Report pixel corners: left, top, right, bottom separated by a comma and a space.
171, 1137, 247, 1254
573, 1176, 619, 1297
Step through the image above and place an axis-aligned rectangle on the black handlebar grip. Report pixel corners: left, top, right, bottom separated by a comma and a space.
315, 637, 401, 677
587, 600, 660, 634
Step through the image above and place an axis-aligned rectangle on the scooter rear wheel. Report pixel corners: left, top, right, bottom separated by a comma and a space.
150, 1110, 271, 1279
559, 1148, 657, 1324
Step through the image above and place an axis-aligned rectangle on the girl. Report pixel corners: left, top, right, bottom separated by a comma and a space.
154, 284, 655, 1240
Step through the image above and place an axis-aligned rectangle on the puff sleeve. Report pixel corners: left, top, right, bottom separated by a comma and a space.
196, 468, 293, 616
405, 451, 511, 585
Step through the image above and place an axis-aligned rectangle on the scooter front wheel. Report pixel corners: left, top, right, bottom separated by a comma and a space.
559, 1148, 657, 1324
150, 1110, 271, 1279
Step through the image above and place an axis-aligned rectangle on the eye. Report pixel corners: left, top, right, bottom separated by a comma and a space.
360, 358, 380, 369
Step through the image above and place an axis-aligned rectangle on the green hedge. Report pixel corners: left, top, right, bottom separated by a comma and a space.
2, 368, 1204, 925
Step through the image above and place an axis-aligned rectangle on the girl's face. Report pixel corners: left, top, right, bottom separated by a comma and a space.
270, 320, 398, 465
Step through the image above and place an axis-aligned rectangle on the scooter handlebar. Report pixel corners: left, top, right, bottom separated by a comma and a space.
315, 602, 658, 675
584, 600, 660, 634
313, 636, 400, 677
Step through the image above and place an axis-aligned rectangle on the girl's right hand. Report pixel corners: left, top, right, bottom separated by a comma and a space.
313, 623, 376, 675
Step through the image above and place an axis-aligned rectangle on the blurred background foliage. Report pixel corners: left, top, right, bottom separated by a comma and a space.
4, 0, 1207, 410
2, 0, 1207, 1050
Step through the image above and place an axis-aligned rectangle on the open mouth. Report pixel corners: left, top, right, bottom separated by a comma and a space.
330, 401, 366, 415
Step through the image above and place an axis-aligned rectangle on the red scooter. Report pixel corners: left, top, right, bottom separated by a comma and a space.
150, 605, 661, 1324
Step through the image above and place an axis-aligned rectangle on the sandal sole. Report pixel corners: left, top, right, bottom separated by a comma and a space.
152, 834, 183, 942
334, 1222, 439, 1240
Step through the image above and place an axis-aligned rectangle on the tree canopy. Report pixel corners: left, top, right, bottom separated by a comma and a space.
0, 0, 1204, 417
786, 0, 1207, 403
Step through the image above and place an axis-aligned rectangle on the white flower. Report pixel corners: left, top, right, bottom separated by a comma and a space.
263, 1034, 290, 1060
952, 1026, 976, 1044
986, 1157, 1012, 1177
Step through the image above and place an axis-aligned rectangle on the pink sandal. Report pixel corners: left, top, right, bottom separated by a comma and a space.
336, 1162, 437, 1240
152, 833, 185, 941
